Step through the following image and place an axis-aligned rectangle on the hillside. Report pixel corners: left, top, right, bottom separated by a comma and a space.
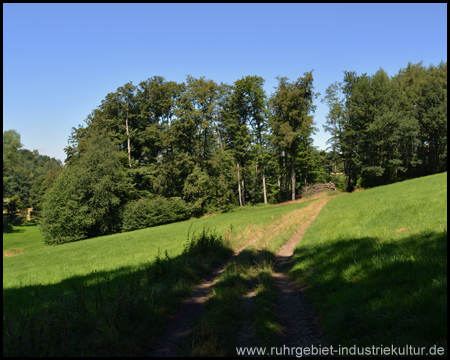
290, 172, 447, 349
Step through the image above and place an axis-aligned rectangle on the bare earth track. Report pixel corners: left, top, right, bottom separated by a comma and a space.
147, 196, 330, 357
273, 198, 329, 356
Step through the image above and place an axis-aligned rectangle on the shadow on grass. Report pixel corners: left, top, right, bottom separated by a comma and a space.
3, 221, 37, 233
3, 225, 26, 234
288, 230, 447, 349
179, 248, 276, 357
3, 230, 233, 357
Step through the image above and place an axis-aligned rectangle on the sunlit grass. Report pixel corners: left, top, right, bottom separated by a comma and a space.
3, 222, 47, 253
290, 172, 447, 349
179, 192, 338, 356
3, 199, 318, 356
3, 200, 313, 293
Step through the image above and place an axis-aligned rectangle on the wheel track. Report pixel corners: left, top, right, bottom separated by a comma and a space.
147, 197, 329, 357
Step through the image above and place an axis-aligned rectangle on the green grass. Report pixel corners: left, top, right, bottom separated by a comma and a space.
3, 222, 47, 253
178, 195, 333, 356
4, 230, 232, 356
3, 200, 314, 356
289, 172, 447, 350
3, 200, 311, 293
179, 248, 277, 357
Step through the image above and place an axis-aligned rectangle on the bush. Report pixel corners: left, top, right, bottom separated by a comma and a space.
220, 204, 236, 214
330, 175, 346, 192
203, 199, 220, 215
39, 132, 130, 245
122, 196, 190, 232
356, 171, 390, 189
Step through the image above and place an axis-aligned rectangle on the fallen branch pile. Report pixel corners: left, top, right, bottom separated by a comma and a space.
300, 182, 336, 197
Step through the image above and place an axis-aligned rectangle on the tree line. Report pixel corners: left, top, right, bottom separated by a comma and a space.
3, 130, 63, 224
39, 71, 328, 244
3, 61, 446, 244
322, 61, 447, 190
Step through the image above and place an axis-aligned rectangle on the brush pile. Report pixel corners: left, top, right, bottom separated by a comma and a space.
300, 182, 336, 197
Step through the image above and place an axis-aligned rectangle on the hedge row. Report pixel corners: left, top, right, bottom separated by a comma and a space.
121, 196, 190, 232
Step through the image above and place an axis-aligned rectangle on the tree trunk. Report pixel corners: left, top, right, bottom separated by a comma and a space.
291, 152, 296, 201
345, 158, 352, 192
283, 149, 288, 201
213, 115, 223, 150
241, 174, 246, 206
334, 144, 337, 177
262, 160, 267, 204
237, 161, 242, 206
344, 160, 349, 192
334, 117, 337, 177
304, 143, 309, 188
254, 159, 258, 204
126, 103, 131, 169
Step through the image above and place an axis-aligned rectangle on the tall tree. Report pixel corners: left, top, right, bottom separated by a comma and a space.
242, 76, 269, 204
220, 80, 254, 206
269, 71, 319, 200
3, 130, 23, 199
100, 82, 139, 169
321, 81, 344, 177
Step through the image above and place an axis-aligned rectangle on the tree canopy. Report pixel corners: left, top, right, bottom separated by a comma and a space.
7, 61, 444, 244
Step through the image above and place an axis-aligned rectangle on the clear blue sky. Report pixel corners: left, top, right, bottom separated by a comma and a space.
3, 3, 447, 163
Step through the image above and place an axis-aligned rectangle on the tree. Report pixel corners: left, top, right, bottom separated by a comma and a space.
4, 195, 22, 223
341, 70, 364, 191
321, 81, 344, 177
40, 131, 131, 245
3, 130, 23, 198
241, 76, 269, 204
269, 72, 319, 200
220, 77, 269, 206
29, 166, 63, 217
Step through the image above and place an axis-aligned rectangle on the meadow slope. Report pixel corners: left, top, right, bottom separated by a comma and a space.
3, 199, 315, 308
290, 172, 447, 350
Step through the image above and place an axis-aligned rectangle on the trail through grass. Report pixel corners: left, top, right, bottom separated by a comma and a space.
3, 199, 314, 293
179, 192, 337, 356
3, 198, 318, 356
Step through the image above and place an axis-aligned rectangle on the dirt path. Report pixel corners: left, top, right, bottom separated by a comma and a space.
147, 254, 234, 356
273, 198, 329, 354
147, 197, 330, 357
147, 224, 285, 356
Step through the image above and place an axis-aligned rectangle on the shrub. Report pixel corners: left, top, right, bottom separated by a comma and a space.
4, 195, 22, 223
122, 196, 190, 232
39, 132, 130, 245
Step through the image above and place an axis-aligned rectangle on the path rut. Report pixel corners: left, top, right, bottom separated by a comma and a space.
147, 197, 330, 357
273, 198, 329, 355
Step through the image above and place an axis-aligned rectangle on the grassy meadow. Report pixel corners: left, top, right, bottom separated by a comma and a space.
3, 172, 447, 355
3, 199, 315, 293
3, 222, 47, 256
290, 172, 447, 350
3, 198, 316, 356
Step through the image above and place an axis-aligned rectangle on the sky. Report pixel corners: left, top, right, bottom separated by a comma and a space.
3, 3, 447, 163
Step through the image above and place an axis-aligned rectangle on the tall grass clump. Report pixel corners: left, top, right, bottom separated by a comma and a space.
3, 228, 232, 357
290, 172, 447, 350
